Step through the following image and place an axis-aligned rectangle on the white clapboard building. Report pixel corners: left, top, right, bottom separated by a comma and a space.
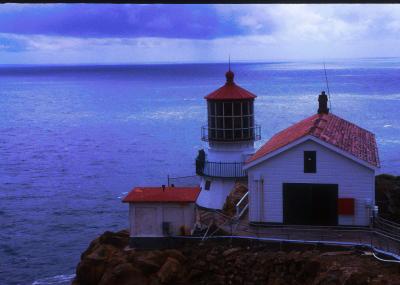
123, 186, 200, 238
243, 92, 380, 226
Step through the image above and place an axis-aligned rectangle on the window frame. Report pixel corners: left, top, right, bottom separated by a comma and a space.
304, 151, 317, 173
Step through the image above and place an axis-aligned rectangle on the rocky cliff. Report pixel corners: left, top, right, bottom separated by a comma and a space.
72, 230, 400, 285
376, 174, 400, 222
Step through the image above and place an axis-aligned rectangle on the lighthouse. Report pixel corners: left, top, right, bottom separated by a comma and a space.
195, 69, 261, 210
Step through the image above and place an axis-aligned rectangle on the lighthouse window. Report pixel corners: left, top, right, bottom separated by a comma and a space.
243, 117, 249, 128
242, 102, 249, 115
224, 102, 233, 116
225, 129, 233, 139
224, 117, 233, 129
216, 102, 223, 116
249, 116, 254, 127
205, 180, 211, 190
208, 102, 215, 116
304, 151, 317, 173
234, 117, 241, 128
234, 102, 242, 116
210, 118, 215, 128
217, 117, 223, 128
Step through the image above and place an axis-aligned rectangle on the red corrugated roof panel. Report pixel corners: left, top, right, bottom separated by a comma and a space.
205, 71, 256, 101
247, 113, 379, 167
122, 186, 201, 203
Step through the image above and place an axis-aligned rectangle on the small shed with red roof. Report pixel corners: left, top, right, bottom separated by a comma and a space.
243, 92, 379, 227
123, 186, 200, 238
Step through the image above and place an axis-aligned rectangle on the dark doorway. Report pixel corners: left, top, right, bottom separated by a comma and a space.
283, 183, 338, 226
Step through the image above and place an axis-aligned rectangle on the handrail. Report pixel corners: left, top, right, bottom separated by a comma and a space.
197, 208, 400, 259
235, 191, 249, 219
196, 159, 246, 178
376, 216, 400, 227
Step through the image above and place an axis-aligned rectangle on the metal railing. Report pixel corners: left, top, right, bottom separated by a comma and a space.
235, 191, 249, 219
374, 216, 400, 239
197, 208, 400, 259
195, 159, 246, 178
201, 124, 261, 142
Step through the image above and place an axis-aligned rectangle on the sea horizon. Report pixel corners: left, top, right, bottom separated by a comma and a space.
2, 56, 400, 67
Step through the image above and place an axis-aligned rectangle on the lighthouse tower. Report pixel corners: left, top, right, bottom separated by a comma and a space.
195, 69, 261, 210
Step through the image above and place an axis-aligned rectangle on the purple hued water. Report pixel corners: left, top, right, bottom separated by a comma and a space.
1, 59, 399, 284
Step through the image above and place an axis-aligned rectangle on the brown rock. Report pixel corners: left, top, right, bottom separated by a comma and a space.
344, 271, 370, 285
157, 257, 181, 283
135, 258, 161, 275
222, 247, 241, 257
187, 269, 203, 280
73, 230, 400, 285
99, 263, 147, 285
314, 271, 341, 285
74, 244, 123, 285
75, 258, 107, 285
164, 249, 187, 263
98, 230, 129, 249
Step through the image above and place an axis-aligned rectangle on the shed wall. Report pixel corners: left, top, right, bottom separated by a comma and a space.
247, 140, 375, 226
128, 202, 196, 237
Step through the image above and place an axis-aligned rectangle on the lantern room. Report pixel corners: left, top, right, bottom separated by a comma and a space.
202, 70, 261, 142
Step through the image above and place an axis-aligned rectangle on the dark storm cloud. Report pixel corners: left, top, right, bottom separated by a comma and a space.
0, 4, 274, 39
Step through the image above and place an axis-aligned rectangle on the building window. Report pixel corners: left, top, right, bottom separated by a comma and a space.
304, 151, 316, 173
205, 180, 211, 190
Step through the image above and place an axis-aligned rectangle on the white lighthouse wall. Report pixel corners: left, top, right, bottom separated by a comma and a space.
207, 142, 255, 162
196, 141, 255, 210
196, 177, 236, 210
128, 202, 196, 237
247, 139, 375, 226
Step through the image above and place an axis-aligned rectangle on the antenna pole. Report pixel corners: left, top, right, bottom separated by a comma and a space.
323, 62, 332, 111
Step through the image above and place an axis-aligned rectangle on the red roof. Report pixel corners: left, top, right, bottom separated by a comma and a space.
247, 113, 379, 167
205, 70, 256, 101
122, 186, 201, 203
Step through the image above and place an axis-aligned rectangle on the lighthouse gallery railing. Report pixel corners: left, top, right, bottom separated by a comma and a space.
196, 159, 246, 178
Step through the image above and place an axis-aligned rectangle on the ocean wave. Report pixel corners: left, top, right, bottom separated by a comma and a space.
381, 139, 400, 145
32, 274, 75, 285
124, 107, 202, 121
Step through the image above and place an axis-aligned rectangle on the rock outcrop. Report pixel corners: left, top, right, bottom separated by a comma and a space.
376, 174, 400, 222
72, 230, 400, 285
222, 182, 248, 217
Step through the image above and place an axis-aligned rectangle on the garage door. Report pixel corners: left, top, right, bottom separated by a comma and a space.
283, 183, 338, 226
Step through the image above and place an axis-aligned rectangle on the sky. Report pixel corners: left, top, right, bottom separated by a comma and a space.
0, 4, 400, 64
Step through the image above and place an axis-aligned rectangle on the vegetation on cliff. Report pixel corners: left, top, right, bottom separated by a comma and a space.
73, 230, 400, 285
376, 174, 400, 222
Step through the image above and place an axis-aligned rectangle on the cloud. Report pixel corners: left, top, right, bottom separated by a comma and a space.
0, 4, 259, 39
1, 4, 400, 63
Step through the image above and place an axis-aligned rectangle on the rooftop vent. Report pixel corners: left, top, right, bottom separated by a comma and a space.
318, 91, 329, 114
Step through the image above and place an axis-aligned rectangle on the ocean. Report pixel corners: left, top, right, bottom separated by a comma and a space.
0, 59, 399, 285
